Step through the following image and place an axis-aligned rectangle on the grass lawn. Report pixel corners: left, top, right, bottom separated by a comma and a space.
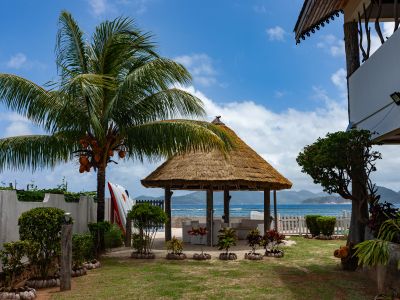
50, 237, 376, 300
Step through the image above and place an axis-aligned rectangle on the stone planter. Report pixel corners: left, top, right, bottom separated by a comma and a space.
83, 260, 101, 270
131, 252, 156, 259
0, 287, 37, 300
265, 249, 284, 258
25, 278, 60, 289
244, 253, 263, 260
192, 253, 211, 260
71, 267, 87, 277
219, 253, 237, 260
166, 253, 187, 260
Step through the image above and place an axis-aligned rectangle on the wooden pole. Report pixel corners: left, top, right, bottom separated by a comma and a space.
206, 188, 213, 246
60, 223, 72, 291
165, 187, 173, 242
223, 188, 231, 224
273, 190, 278, 231
125, 216, 132, 247
264, 189, 271, 232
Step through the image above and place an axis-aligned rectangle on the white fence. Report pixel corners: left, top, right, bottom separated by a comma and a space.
276, 215, 350, 235
251, 211, 351, 235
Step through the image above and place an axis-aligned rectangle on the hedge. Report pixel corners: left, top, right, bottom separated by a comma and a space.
316, 216, 337, 237
305, 215, 321, 237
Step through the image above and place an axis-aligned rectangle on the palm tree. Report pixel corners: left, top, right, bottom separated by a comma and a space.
0, 12, 232, 229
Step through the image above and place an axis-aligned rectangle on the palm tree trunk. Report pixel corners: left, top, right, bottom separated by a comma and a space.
96, 165, 106, 251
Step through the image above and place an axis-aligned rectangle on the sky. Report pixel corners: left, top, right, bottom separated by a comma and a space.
0, 0, 399, 197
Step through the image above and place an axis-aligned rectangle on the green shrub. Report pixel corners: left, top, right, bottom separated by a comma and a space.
128, 203, 167, 254
217, 227, 237, 255
305, 215, 321, 237
88, 221, 111, 256
18, 207, 66, 279
246, 228, 262, 254
166, 237, 183, 255
316, 216, 336, 237
72, 233, 94, 268
0, 241, 31, 288
104, 224, 123, 249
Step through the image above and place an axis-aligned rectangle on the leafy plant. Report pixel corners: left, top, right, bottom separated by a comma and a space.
305, 215, 321, 237
72, 233, 94, 268
368, 201, 399, 239
128, 203, 167, 254
104, 223, 124, 248
246, 228, 262, 254
217, 227, 237, 255
166, 236, 183, 255
88, 221, 111, 256
18, 207, 66, 279
354, 212, 400, 267
316, 216, 336, 237
188, 227, 207, 255
263, 229, 285, 252
0, 241, 32, 288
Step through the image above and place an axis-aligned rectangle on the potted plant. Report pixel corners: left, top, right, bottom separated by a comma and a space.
188, 227, 211, 260
166, 236, 186, 260
128, 203, 167, 259
18, 207, 66, 289
244, 228, 263, 260
0, 241, 38, 299
217, 227, 237, 260
263, 229, 285, 258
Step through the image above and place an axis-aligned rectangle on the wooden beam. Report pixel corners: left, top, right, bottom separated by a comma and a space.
223, 188, 231, 224
264, 189, 271, 232
165, 187, 173, 242
273, 190, 278, 231
206, 189, 213, 246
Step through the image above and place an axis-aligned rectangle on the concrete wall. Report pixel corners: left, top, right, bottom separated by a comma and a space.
0, 190, 102, 249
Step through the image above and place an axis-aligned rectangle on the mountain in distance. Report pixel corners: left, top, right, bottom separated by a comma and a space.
135, 186, 400, 205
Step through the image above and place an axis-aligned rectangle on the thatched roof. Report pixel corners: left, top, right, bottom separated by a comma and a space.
141, 117, 292, 191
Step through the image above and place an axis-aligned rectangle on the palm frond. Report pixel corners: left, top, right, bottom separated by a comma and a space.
56, 11, 88, 77
123, 120, 234, 161
0, 134, 78, 171
354, 239, 390, 267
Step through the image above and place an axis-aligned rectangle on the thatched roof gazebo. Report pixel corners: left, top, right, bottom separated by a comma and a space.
142, 117, 292, 245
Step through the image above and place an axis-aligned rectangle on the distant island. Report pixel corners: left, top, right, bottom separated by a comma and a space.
135, 186, 400, 205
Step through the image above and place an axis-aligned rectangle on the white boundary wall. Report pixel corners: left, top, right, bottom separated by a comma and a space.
0, 190, 100, 249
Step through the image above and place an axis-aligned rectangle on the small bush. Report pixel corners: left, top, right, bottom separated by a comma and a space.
316, 216, 336, 237
0, 241, 31, 288
88, 221, 111, 255
166, 237, 183, 255
217, 227, 237, 255
246, 228, 262, 254
305, 215, 321, 237
104, 224, 123, 249
72, 234, 94, 268
18, 207, 66, 279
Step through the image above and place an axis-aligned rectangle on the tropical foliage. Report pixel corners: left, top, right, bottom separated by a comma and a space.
217, 227, 237, 255
246, 228, 262, 254
0, 11, 233, 242
166, 236, 184, 255
18, 207, 66, 279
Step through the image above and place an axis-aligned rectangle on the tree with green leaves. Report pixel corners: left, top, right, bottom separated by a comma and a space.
0, 11, 233, 247
297, 130, 381, 270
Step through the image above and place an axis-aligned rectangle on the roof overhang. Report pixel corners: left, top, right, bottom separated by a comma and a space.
294, 0, 346, 44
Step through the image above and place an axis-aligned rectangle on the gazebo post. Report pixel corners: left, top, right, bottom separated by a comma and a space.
206, 188, 214, 246
273, 190, 278, 230
223, 188, 231, 224
264, 188, 271, 232
165, 187, 173, 242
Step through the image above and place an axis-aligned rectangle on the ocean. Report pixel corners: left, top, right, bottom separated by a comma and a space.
172, 203, 400, 218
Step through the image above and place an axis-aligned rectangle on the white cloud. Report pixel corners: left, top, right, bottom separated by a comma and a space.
5, 122, 32, 137
331, 68, 347, 92
6, 53, 27, 69
266, 26, 286, 41
88, 0, 107, 15
316, 35, 345, 57
174, 54, 217, 87
253, 5, 267, 14
1, 113, 34, 137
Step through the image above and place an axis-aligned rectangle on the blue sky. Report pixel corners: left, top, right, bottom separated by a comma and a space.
1, 0, 398, 196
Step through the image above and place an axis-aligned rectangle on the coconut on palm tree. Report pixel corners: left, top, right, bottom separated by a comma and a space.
0, 11, 233, 240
